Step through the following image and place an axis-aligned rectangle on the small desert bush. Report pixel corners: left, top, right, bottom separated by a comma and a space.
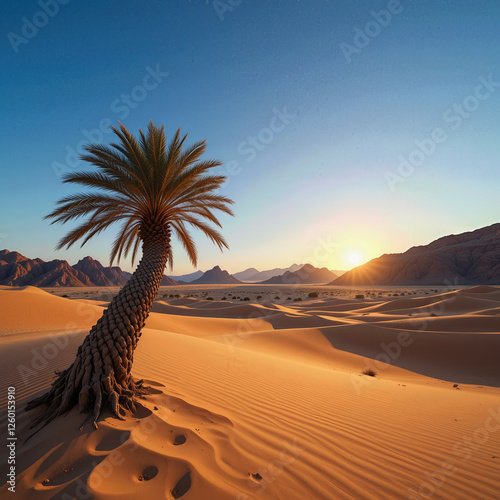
221, 296, 226, 300
308, 292, 318, 298
243, 297, 250, 301
362, 368, 377, 377
206, 297, 214, 300
274, 296, 280, 300
256, 295, 263, 299
355, 294, 365, 299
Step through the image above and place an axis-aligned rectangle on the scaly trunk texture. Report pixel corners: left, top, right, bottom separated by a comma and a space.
27, 225, 170, 431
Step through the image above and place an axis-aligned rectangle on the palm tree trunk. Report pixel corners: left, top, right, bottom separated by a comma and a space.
26, 230, 170, 431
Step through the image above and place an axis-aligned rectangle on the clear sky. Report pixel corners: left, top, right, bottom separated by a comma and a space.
1, 0, 499, 274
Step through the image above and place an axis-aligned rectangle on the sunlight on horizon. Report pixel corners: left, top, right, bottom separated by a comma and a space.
347, 251, 362, 267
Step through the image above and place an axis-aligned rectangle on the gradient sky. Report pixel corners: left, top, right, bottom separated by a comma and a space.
1, 0, 499, 274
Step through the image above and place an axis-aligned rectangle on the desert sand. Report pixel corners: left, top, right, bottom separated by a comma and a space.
0, 284, 499, 499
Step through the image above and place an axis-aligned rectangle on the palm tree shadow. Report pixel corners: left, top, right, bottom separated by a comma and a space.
55, 470, 94, 497
19, 387, 162, 494
13, 408, 106, 495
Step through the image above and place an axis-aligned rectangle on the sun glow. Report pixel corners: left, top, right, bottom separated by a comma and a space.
347, 252, 362, 266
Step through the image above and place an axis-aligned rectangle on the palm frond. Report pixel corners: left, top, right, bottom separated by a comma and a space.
47, 121, 234, 266
171, 220, 198, 267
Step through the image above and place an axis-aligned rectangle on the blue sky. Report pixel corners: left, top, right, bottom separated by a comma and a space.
1, 0, 499, 274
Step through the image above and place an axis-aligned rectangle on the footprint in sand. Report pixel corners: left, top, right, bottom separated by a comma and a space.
173, 434, 186, 445
138, 465, 158, 481
172, 471, 191, 498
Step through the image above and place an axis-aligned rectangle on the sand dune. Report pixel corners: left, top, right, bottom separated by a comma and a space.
0, 286, 104, 338
0, 285, 499, 499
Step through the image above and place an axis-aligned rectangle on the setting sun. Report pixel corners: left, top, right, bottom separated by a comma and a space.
347, 252, 361, 266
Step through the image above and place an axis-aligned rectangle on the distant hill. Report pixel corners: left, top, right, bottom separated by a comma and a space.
160, 275, 179, 286
0, 250, 94, 287
188, 265, 242, 285
331, 223, 500, 286
0, 250, 179, 287
332, 270, 347, 277
245, 264, 303, 282
260, 264, 338, 284
232, 267, 260, 281
167, 270, 204, 283
73, 256, 129, 286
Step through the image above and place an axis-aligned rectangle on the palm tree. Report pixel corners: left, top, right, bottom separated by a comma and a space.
27, 121, 233, 431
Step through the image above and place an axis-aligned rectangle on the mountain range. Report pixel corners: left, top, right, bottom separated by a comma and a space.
242, 264, 304, 282
232, 267, 260, 281
0, 251, 179, 287
168, 270, 204, 283
332, 223, 500, 285
183, 266, 242, 285
169, 264, 316, 284
3, 223, 498, 288
261, 264, 338, 285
